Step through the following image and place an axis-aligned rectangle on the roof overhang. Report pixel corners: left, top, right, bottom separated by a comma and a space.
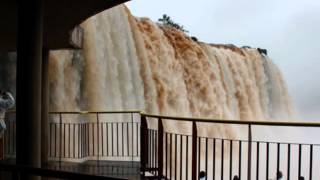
0, 0, 129, 52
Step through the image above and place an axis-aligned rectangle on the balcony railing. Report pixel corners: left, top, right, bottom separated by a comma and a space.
47, 111, 141, 162
2, 111, 320, 180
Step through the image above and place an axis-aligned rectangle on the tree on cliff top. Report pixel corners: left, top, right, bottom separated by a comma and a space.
158, 14, 189, 33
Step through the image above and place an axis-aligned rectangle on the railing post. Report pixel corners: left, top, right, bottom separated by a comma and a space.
140, 115, 148, 177
41, 48, 49, 167
158, 118, 164, 179
96, 113, 100, 161
248, 124, 252, 180
59, 113, 62, 166
192, 121, 198, 180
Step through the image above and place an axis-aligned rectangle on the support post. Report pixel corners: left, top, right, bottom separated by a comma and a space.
191, 121, 197, 180
17, 0, 43, 179
158, 118, 163, 179
248, 124, 252, 180
140, 115, 148, 177
41, 48, 49, 167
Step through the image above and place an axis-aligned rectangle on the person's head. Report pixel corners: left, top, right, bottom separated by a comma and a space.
299, 177, 305, 180
199, 171, 206, 179
233, 175, 240, 180
277, 171, 283, 179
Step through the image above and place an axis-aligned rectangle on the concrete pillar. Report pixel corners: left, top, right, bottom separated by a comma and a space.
16, 0, 43, 175
41, 48, 49, 167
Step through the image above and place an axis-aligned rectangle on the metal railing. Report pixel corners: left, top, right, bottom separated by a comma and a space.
3, 112, 16, 158
3, 110, 320, 180
47, 111, 141, 162
3, 111, 141, 162
140, 113, 320, 180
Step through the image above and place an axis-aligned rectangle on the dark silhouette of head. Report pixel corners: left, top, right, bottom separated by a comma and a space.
199, 171, 206, 178
277, 171, 283, 179
233, 175, 240, 180
299, 176, 305, 180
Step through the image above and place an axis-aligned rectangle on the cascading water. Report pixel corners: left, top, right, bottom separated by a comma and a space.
48, 5, 292, 136
0, 4, 296, 179
47, 6, 294, 178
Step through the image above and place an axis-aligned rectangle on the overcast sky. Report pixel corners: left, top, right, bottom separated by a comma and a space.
126, 0, 320, 121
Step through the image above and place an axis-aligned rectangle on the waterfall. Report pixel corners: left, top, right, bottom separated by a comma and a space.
0, 5, 296, 179
48, 5, 292, 138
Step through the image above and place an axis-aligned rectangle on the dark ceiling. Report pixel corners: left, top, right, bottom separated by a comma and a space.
0, 0, 129, 52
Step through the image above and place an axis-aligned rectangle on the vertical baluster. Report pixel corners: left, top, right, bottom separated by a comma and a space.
80, 123, 82, 158
121, 121, 124, 157
101, 122, 104, 157
221, 139, 224, 180
266, 142, 269, 180
63, 123, 66, 158
73, 124, 75, 158
166, 133, 168, 178
117, 122, 119, 157
175, 134, 177, 180
298, 144, 302, 178
186, 136, 189, 180
111, 123, 114, 156
198, 137, 201, 176
192, 121, 198, 180
131, 113, 134, 158
8, 121, 10, 154
248, 124, 252, 180
92, 122, 94, 156
158, 118, 163, 179
140, 115, 148, 177
56, 123, 58, 158
310, 144, 313, 180
149, 130, 151, 168
180, 135, 183, 180
137, 122, 139, 157
277, 143, 280, 177
230, 140, 233, 180
106, 123, 109, 156
87, 123, 89, 157
287, 144, 291, 180
126, 122, 129, 156
170, 133, 172, 179
205, 138, 208, 180
59, 113, 62, 162
49, 123, 52, 158
213, 138, 216, 180
96, 113, 99, 159
256, 142, 259, 180
239, 141, 242, 180
78, 124, 80, 158
156, 131, 158, 175
68, 123, 70, 158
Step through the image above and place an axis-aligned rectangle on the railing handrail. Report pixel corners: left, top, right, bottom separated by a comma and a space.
6, 109, 320, 127
48, 110, 142, 114
141, 113, 320, 127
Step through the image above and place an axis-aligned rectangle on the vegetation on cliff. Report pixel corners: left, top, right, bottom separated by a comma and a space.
158, 14, 189, 33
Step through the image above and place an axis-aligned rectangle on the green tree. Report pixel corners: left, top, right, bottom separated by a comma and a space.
158, 14, 189, 33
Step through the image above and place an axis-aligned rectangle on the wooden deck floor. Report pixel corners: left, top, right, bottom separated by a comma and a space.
46, 160, 141, 180
1, 159, 141, 180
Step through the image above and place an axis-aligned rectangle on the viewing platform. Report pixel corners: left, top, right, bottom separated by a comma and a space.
1, 111, 319, 179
